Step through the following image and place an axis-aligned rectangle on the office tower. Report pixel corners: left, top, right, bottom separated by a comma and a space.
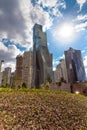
0, 60, 4, 85
64, 47, 86, 83
15, 55, 23, 87
54, 59, 68, 82
60, 59, 68, 82
10, 72, 15, 87
22, 51, 33, 88
33, 24, 52, 87
0, 61, 2, 85
2, 67, 11, 85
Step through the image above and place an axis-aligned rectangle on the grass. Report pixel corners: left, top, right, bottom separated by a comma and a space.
0, 88, 87, 129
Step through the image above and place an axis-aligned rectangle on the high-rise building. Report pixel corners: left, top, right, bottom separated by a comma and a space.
0, 60, 4, 85
33, 24, 52, 87
10, 72, 15, 87
0, 61, 2, 85
64, 47, 86, 83
22, 51, 33, 88
54, 59, 68, 82
2, 67, 11, 85
15, 55, 23, 87
60, 59, 68, 82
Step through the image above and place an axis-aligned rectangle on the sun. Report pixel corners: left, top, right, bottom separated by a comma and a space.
59, 23, 74, 38
55, 23, 75, 43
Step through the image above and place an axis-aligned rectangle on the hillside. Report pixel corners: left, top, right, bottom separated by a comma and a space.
0, 88, 87, 130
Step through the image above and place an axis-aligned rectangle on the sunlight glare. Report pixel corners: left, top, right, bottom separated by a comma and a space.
58, 23, 74, 40
53, 22, 76, 45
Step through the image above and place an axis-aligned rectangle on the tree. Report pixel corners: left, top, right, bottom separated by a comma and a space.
46, 74, 52, 83
22, 82, 27, 88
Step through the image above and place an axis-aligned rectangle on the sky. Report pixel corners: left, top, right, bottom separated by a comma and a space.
0, 0, 87, 77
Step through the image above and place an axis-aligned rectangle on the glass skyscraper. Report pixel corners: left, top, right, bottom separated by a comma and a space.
64, 47, 86, 83
33, 24, 52, 87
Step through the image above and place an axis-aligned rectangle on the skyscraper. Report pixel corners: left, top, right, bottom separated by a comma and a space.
33, 24, 52, 87
2, 67, 11, 85
0, 61, 2, 85
64, 47, 86, 83
55, 59, 68, 82
15, 51, 33, 88
22, 51, 33, 88
15, 55, 23, 87
0, 60, 4, 85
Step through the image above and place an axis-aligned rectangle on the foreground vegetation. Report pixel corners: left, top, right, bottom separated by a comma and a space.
0, 88, 87, 130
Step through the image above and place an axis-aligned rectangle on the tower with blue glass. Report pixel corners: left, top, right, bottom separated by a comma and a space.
33, 24, 52, 87
64, 47, 86, 83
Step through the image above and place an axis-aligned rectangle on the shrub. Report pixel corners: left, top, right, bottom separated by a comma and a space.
22, 82, 27, 88
46, 74, 52, 83
58, 81, 62, 86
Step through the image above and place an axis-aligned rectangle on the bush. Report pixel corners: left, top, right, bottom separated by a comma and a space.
44, 82, 49, 90
58, 81, 62, 86
0, 84, 5, 88
22, 82, 27, 88
46, 74, 52, 83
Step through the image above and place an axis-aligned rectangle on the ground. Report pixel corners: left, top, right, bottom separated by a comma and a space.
0, 88, 87, 130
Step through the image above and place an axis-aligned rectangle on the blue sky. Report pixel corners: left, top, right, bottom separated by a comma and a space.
0, 0, 87, 76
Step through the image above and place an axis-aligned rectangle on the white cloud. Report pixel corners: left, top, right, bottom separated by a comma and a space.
77, 14, 87, 21
30, 4, 52, 30
37, 0, 66, 17
2, 61, 16, 72
0, 0, 52, 47
81, 50, 86, 53
0, 41, 21, 72
59, 54, 65, 59
0, 0, 66, 47
53, 59, 59, 66
75, 21, 87, 32
73, 14, 87, 32
76, 0, 86, 11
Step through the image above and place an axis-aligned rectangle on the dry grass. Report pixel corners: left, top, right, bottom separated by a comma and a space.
0, 88, 87, 130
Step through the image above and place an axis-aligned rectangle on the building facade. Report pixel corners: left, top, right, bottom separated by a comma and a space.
15, 55, 23, 87
22, 51, 33, 88
64, 47, 86, 83
33, 24, 52, 87
0, 61, 2, 85
54, 59, 68, 82
2, 67, 11, 85
0, 60, 4, 85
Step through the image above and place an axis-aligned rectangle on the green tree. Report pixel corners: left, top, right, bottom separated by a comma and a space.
46, 74, 52, 83
22, 82, 27, 88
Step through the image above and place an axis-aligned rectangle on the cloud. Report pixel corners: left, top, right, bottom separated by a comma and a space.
75, 21, 87, 32
53, 59, 59, 67
30, 5, 52, 30
76, 14, 87, 21
74, 14, 87, 32
59, 54, 65, 59
0, 0, 66, 46
0, 0, 30, 45
81, 50, 86, 53
76, 0, 86, 11
0, 41, 21, 72
0, 0, 51, 46
2, 62, 16, 73
36, 0, 66, 17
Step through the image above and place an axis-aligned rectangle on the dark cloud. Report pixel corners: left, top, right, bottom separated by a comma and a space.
0, 0, 27, 43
